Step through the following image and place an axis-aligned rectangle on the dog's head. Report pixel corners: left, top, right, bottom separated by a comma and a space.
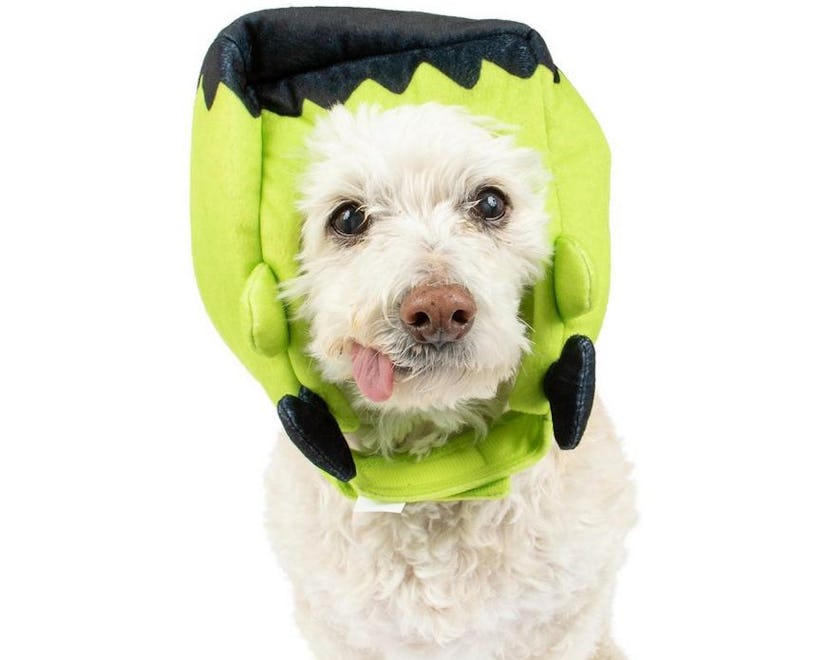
286, 104, 551, 413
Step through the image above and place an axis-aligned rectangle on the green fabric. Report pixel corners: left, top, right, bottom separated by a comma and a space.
326, 413, 551, 502
242, 263, 290, 357
191, 61, 610, 501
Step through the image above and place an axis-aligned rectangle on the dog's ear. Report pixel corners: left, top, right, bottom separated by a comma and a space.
277, 387, 357, 482
543, 335, 596, 450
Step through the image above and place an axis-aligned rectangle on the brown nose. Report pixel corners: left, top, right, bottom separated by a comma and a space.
399, 284, 477, 345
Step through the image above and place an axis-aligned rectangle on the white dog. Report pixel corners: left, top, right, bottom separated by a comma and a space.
265, 103, 635, 659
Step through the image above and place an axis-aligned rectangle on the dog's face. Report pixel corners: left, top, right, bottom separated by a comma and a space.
288, 104, 551, 412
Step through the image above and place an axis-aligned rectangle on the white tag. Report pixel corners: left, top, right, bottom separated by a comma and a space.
353, 496, 406, 514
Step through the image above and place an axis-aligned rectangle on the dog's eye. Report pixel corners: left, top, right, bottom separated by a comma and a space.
471, 188, 508, 222
329, 203, 368, 236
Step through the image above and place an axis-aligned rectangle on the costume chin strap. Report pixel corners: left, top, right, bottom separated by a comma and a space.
276, 334, 597, 484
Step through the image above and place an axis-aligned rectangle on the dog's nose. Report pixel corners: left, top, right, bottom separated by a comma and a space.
400, 284, 477, 345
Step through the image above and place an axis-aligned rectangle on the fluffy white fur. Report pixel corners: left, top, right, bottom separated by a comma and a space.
266, 104, 635, 659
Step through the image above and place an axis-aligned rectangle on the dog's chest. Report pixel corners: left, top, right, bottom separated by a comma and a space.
267, 435, 633, 651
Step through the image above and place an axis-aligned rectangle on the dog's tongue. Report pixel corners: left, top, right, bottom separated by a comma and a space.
351, 344, 394, 402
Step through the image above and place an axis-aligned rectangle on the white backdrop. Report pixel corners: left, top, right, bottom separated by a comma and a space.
1, 1, 826, 658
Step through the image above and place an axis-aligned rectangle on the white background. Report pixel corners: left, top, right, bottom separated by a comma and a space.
1, 1, 826, 658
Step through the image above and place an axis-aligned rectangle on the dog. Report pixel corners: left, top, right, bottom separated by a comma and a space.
265, 103, 636, 660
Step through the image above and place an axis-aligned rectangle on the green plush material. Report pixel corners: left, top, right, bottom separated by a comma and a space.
191, 9, 610, 502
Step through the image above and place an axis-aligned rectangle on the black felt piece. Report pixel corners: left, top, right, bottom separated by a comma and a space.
277, 389, 357, 482
543, 335, 596, 450
298, 385, 328, 410
199, 7, 559, 117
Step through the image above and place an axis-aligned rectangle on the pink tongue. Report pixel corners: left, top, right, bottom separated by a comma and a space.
351, 344, 395, 402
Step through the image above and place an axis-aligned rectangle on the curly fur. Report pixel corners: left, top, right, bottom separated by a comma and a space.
266, 103, 635, 659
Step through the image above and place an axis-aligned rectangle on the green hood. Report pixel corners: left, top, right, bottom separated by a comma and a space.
191, 8, 611, 502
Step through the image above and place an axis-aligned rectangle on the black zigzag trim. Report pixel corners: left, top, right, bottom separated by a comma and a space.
199, 8, 559, 117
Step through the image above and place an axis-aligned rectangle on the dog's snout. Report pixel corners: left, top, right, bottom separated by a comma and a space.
400, 284, 477, 345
